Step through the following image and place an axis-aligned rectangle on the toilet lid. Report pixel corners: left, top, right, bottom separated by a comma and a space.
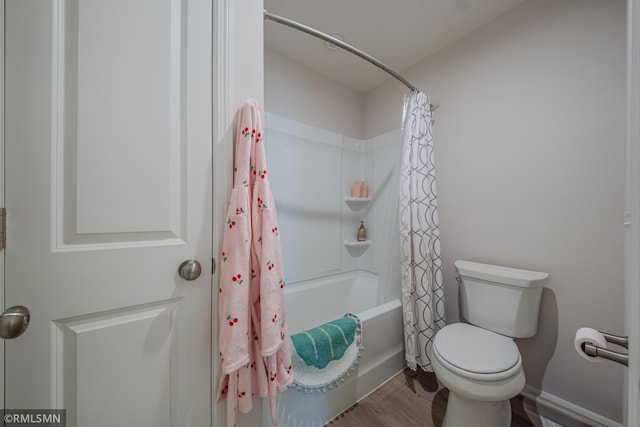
433, 323, 520, 376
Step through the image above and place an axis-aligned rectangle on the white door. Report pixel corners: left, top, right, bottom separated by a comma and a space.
3, 0, 212, 426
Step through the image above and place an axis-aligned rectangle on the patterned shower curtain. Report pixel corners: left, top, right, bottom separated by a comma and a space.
399, 91, 446, 372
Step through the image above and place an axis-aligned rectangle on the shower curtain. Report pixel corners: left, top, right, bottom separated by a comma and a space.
399, 91, 446, 372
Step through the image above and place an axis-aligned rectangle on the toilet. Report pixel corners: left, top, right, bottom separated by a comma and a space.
431, 260, 548, 427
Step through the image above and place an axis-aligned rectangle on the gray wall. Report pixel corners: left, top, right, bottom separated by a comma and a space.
364, 0, 626, 422
265, 49, 365, 140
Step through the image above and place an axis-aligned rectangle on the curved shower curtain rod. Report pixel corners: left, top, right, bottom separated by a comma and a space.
263, 10, 437, 112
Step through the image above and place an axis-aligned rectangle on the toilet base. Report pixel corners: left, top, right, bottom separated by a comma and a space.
442, 390, 511, 427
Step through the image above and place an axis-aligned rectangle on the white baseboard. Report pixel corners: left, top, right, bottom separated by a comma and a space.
521, 386, 623, 427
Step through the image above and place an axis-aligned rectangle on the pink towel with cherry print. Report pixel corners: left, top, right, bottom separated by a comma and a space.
216, 100, 254, 427
250, 125, 294, 422
217, 100, 293, 427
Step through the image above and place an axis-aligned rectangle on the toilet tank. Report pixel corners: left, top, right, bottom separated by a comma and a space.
455, 260, 548, 338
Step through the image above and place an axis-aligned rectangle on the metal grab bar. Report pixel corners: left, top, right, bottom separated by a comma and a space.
582, 331, 629, 367
601, 332, 629, 349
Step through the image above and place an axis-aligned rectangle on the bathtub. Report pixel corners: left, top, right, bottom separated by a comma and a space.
267, 271, 405, 426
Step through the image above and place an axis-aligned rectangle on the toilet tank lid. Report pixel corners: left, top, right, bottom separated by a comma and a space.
455, 260, 548, 288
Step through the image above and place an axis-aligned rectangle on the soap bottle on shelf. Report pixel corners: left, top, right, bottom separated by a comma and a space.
357, 221, 367, 241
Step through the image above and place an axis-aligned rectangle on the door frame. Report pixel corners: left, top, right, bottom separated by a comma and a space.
212, 1, 266, 425
212, 0, 232, 426
0, 0, 5, 410
625, 0, 640, 425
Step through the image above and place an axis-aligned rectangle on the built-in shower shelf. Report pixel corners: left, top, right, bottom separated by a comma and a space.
344, 240, 370, 257
343, 240, 371, 246
344, 197, 371, 211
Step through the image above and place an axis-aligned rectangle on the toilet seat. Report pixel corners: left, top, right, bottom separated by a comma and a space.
433, 323, 522, 381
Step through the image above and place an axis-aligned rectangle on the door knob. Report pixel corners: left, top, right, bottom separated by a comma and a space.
0, 305, 30, 339
178, 259, 202, 281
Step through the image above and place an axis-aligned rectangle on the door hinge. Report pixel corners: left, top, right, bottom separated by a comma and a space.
212, 257, 216, 275
0, 208, 6, 249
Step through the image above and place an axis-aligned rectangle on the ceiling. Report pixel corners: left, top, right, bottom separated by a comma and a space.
264, 0, 526, 92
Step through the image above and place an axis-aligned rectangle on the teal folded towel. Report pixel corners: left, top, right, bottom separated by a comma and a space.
289, 314, 363, 393
291, 316, 357, 369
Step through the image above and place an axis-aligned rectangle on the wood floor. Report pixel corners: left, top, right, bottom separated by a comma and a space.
326, 368, 545, 427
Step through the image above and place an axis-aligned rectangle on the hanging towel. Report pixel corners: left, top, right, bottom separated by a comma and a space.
217, 99, 293, 427
289, 314, 363, 393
